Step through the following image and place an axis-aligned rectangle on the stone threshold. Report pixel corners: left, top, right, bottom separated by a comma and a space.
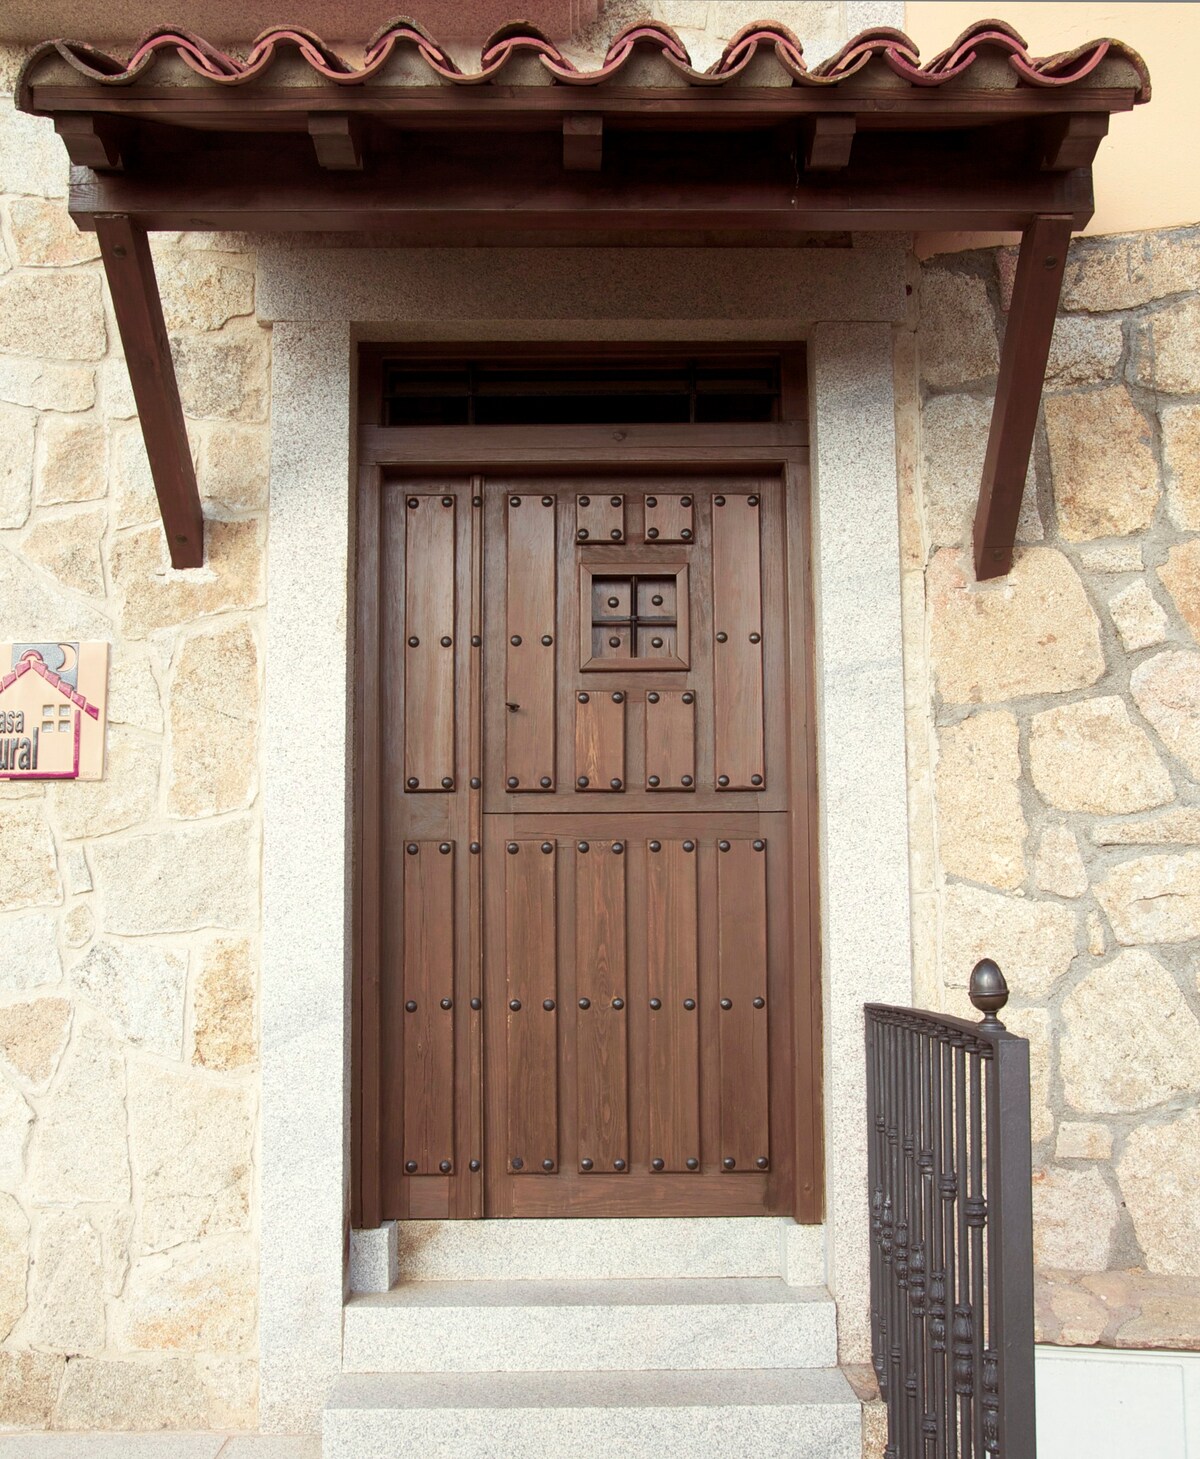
0, 1437, 320, 1458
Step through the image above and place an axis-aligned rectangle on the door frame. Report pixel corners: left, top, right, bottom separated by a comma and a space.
351, 343, 823, 1228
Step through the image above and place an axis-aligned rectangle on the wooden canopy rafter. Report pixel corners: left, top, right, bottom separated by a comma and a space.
18, 19, 1149, 573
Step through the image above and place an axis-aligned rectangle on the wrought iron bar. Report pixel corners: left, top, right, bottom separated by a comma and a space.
866, 961, 1036, 1459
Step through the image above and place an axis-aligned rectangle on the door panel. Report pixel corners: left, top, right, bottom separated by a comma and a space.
375, 468, 810, 1220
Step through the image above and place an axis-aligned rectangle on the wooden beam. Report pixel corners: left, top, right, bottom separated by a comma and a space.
973, 215, 1072, 581
308, 114, 363, 170
805, 115, 855, 171
1040, 113, 1108, 171
95, 215, 203, 569
563, 114, 602, 172
54, 114, 125, 170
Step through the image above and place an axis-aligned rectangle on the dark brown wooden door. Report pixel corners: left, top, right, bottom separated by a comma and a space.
371, 468, 814, 1220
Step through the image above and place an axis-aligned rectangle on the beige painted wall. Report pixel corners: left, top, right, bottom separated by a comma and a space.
907, 2, 1200, 250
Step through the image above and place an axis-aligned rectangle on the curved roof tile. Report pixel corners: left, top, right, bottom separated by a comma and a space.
18, 16, 1151, 106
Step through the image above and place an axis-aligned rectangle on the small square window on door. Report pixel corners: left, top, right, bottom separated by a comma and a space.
580, 564, 689, 671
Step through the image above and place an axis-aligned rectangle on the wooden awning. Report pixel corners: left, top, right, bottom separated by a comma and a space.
18, 19, 1150, 575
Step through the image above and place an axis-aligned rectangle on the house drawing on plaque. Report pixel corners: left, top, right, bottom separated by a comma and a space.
0, 643, 106, 779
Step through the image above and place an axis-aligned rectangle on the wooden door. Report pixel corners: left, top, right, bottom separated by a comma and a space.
367, 468, 816, 1221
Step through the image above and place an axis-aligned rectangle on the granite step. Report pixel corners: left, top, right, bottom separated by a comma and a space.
322, 1368, 862, 1459
342, 1277, 837, 1373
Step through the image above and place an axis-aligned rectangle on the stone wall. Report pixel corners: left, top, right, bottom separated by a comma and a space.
904, 223, 1200, 1352
0, 64, 267, 1429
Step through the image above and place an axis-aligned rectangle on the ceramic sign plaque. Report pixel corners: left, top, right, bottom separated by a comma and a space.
0, 641, 109, 780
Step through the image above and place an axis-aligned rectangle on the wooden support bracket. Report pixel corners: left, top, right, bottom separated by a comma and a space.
1040, 113, 1109, 171
973, 214, 1073, 581
563, 115, 603, 172
95, 215, 203, 569
309, 114, 364, 170
805, 115, 856, 171
55, 115, 126, 170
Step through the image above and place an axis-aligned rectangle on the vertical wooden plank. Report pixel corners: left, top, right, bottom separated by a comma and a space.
404, 492, 456, 792
506, 494, 557, 791
645, 838, 700, 1172
712, 492, 765, 790
717, 838, 770, 1173
644, 690, 695, 791
506, 839, 559, 1172
574, 690, 626, 792
402, 841, 456, 1175
575, 840, 629, 1172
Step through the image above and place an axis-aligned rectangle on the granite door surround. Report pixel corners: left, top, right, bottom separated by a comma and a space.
258, 241, 914, 1431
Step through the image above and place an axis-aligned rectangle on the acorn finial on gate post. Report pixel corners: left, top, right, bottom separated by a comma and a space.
969, 959, 1008, 1031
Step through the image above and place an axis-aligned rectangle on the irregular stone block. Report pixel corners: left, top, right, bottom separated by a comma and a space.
1130, 650, 1200, 779
1076, 542, 1144, 574
0, 358, 95, 413
196, 421, 269, 512
1043, 314, 1123, 389
0, 107, 68, 198
0, 402, 34, 528
51, 729, 160, 840
117, 1240, 256, 1353
1003, 1005, 1052, 1141
1045, 386, 1159, 540
0, 804, 61, 912
70, 939, 187, 1057
107, 656, 163, 734
168, 622, 259, 817
920, 393, 1039, 548
53, 1354, 250, 1430
1158, 539, 1200, 644
1032, 1165, 1119, 1271
21, 506, 106, 598
1033, 823, 1087, 898
110, 518, 264, 639
1055, 1122, 1113, 1161
940, 882, 1077, 999
929, 547, 1104, 704
0, 541, 112, 642
0, 1077, 32, 1190
1094, 851, 1200, 945
1029, 697, 1173, 815
192, 937, 256, 1071
1092, 806, 1200, 845
172, 330, 269, 422
0, 273, 106, 361
0, 1349, 64, 1428
1119, 1107, 1200, 1275
0, 912, 62, 992
91, 818, 256, 935
34, 414, 106, 505
1060, 229, 1200, 313
7, 198, 100, 268
27, 1211, 107, 1355
1134, 296, 1200, 395
1108, 579, 1168, 653
153, 250, 255, 333
919, 268, 999, 388
128, 1062, 254, 1252
0, 1192, 28, 1341
110, 421, 162, 529
62, 903, 94, 949
26, 1025, 129, 1204
0, 996, 70, 1087
1062, 949, 1200, 1113
934, 710, 1026, 889
1162, 403, 1200, 530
